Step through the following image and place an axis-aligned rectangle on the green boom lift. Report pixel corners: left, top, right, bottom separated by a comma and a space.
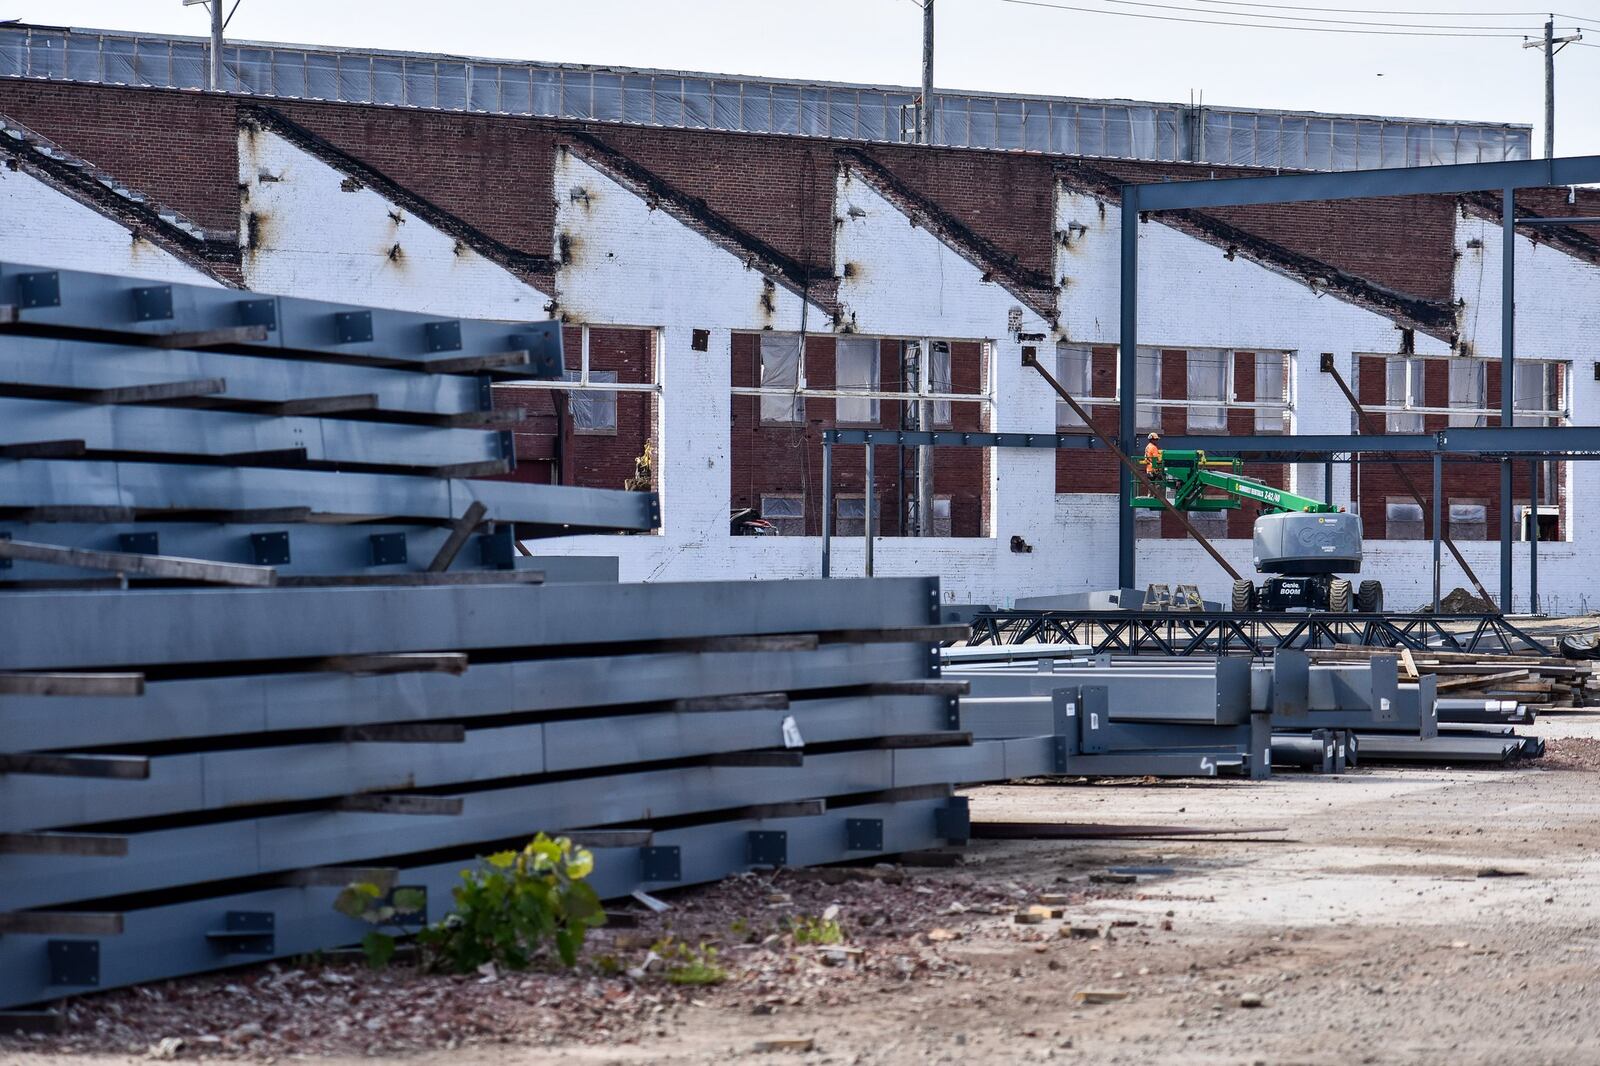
1133, 449, 1383, 614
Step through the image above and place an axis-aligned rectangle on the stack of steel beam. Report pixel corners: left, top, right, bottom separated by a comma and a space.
0, 261, 649, 586
0, 266, 1013, 1009
950, 649, 1546, 773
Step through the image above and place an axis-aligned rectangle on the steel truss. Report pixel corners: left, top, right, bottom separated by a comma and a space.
964, 609, 1554, 656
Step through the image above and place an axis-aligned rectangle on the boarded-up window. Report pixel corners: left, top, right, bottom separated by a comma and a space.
835, 337, 879, 424
761, 493, 805, 535
1055, 343, 1092, 428
931, 341, 953, 426
1386, 498, 1424, 539
1512, 361, 1555, 426
1136, 349, 1161, 433
1186, 349, 1229, 431
564, 370, 618, 434
1448, 360, 1486, 427
760, 333, 803, 424
1449, 501, 1487, 541
835, 495, 878, 537
932, 496, 952, 537
1386, 357, 1424, 432
1255, 352, 1289, 433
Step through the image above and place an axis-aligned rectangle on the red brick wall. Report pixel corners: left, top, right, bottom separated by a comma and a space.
492, 326, 653, 490
729, 332, 989, 537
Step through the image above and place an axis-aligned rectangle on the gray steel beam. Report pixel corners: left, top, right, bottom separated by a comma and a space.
1119, 184, 1139, 589
1501, 188, 1516, 612
1130, 154, 1600, 212
1, 694, 949, 833
0, 577, 938, 670
0, 798, 947, 1009
0, 459, 656, 532
0, 335, 486, 418
822, 429, 1104, 450
0, 643, 932, 750
1166, 427, 1600, 459
0, 398, 504, 471
0, 524, 609, 582
0, 262, 562, 378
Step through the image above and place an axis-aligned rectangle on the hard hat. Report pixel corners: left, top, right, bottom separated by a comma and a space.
1147, 431, 1161, 441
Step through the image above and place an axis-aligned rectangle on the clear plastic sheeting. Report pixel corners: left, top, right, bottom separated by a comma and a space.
0, 24, 1532, 172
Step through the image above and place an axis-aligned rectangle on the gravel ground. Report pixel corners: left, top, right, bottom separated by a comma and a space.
8, 713, 1600, 1066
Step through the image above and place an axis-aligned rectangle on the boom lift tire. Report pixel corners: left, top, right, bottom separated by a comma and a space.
1328, 578, 1352, 613
1231, 579, 1256, 613
1356, 580, 1384, 614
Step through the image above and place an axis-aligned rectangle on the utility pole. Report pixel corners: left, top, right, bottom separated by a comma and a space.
920, 0, 935, 144
1523, 17, 1583, 158
183, 0, 234, 91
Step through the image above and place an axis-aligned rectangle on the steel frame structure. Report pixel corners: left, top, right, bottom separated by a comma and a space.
1117, 154, 1600, 610
964, 608, 1554, 656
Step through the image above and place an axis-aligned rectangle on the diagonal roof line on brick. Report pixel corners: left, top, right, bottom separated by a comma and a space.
838, 147, 1057, 324
240, 104, 555, 291
1456, 191, 1600, 269
1054, 158, 1458, 340
558, 130, 832, 312
0, 110, 240, 286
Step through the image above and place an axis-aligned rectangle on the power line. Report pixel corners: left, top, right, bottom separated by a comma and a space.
1081, 0, 1556, 30
1190, 0, 1592, 19
995, 0, 1555, 37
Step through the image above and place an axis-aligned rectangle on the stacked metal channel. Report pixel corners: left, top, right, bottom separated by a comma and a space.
0, 266, 989, 1009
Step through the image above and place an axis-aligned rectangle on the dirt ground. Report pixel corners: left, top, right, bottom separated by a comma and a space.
9, 712, 1600, 1066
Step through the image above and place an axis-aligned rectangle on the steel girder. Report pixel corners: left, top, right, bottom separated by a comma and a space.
0, 577, 939, 670
0, 797, 956, 1008
964, 609, 1553, 656
0, 334, 487, 417
0, 261, 563, 378
0, 458, 657, 533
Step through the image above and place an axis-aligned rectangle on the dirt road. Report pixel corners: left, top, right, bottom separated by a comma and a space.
10, 716, 1600, 1066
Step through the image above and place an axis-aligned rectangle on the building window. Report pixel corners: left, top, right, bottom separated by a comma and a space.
1518, 503, 1559, 542
1448, 360, 1487, 428
1386, 498, 1424, 539
834, 495, 879, 537
1449, 501, 1487, 541
759, 333, 804, 425
1255, 352, 1289, 433
1386, 356, 1424, 433
1055, 343, 1092, 428
1186, 349, 1230, 432
932, 496, 952, 537
834, 337, 880, 424
1513, 361, 1555, 426
760, 494, 805, 536
1136, 348, 1161, 433
563, 370, 618, 434
930, 341, 953, 426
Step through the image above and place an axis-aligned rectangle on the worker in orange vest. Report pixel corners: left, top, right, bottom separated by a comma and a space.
1142, 431, 1163, 477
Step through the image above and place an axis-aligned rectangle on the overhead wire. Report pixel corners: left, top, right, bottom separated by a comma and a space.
1022, 0, 1555, 30
995, 0, 1562, 36
1188, 0, 1594, 19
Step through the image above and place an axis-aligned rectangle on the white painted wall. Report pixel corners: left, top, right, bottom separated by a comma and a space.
237, 128, 548, 320
0, 165, 221, 287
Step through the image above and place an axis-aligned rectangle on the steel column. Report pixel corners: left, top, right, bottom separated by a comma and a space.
864, 443, 875, 578
1501, 187, 1516, 612
1118, 185, 1139, 589
1440, 451, 1452, 614
821, 437, 832, 578
1529, 457, 1540, 613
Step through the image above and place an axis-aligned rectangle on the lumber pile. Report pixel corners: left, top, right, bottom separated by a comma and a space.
1305, 645, 1594, 712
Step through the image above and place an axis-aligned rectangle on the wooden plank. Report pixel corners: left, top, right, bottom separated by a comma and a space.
838, 783, 954, 805
1436, 669, 1531, 692
7, 505, 136, 522
398, 349, 533, 374
279, 571, 543, 588
279, 866, 399, 889
0, 911, 123, 936
727, 799, 826, 820
704, 750, 804, 767
563, 829, 654, 848
667, 693, 789, 713
0, 672, 144, 697
222, 446, 309, 466
0, 1010, 66, 1035
84, 378, 227, 404
0, 832, 128, 857
426, 500, 488, 572
264, 393, 378, 416
0, 538, 277, 587
819, 624, 971, 645
339, 723, 466, 743
430, 408, 526, 428
0, 440, 87, 459
426, 459, 512, 479
862, 731, 973, 750
0, 304, 17, 325
319, 652, 469, 676
334, 794, 465, 816
658, 634, 820, 654
178, 506, 312, 524
1399, 647, 1420, 682
861, 680, 971, 696
0, 753, 150, 779
151, 324, 271, 349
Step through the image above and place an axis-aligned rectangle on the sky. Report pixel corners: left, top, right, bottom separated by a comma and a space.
12, 0, 1600, 156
